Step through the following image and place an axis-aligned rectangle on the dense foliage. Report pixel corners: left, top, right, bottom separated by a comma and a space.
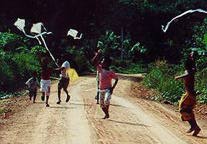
0, 1, 207, 103
0, 32, 41, 92
143, 61, 207, 104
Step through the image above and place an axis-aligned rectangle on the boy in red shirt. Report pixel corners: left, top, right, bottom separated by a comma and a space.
40, 57, 53, 107
92, 50, 118, 119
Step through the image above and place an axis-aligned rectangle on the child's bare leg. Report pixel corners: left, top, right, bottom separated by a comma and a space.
41, 92, 45, 101
187, 120, 194, 133
33, 93, 37, 103
46, 87, 50, 107
64, 88, 70, 102
192, 119, 201, 136
103, 92, 110, 119
104, 105, 109, 119
96, 91, 99, 104
106, 105, 109, 116
29, 91, 32, 100
102, 106, 109, 119
46, 96, 49, 107
57, 86, 61, 104
100, 102, 107, 118
101, 101, 110, 119
101, 105, 107, 117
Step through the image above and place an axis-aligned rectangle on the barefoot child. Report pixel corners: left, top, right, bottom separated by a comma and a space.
56, 61, 70, 104
25, 71, 39, 103
92, 50, 118, 119
175, 52, 201, 136
40, 57, 53, 107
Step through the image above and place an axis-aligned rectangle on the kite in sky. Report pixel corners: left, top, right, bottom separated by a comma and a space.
14, 18, 59, 67
67, 29, 83, 39
162, 9, 207, 33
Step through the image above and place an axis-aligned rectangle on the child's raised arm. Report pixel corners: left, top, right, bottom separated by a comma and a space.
91, 49, 102, 67
175, 70, 189, 80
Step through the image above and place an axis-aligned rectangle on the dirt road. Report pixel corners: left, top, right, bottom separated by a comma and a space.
0, 76, 207, 144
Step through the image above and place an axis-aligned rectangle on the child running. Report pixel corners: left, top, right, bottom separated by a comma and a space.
92, 50, 118, 119
175, 52, 201, 136
25, 71, 39, 103
56, 61, 70, 104
40, 57, 53, 107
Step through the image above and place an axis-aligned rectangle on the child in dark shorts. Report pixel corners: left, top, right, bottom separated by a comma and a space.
57, 66, 70, 104
25, 71, 39, 103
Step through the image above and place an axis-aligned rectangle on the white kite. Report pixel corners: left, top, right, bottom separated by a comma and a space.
14, 18, 35, 39
14, 18, 58, 67
31, 22, 47, 34
162, 9, 207, 33
61, 61, 70, 69
67, 29, 82, 39
14, 18, 25, 31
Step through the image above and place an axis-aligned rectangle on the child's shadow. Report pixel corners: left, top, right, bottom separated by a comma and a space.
34, 101, 44, 104
194, 135, 207, 139
49, 106, 76, 109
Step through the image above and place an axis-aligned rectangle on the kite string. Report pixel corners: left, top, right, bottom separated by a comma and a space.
40, 34, 59, 67
21, 29, 59, 67
162, 9, 207, 33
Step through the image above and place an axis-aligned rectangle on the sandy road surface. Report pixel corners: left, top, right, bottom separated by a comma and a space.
0, 76, 207, 144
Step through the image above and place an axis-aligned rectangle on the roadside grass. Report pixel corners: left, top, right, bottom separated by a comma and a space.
143, 61, 207, 104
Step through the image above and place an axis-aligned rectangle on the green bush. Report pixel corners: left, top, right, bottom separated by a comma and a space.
0, 32, 21, 47
111, 61, 146, 74
143, 61, 183, 103
144, 60, 207, 104
0, 51, 40, 91
195, 68, 207, 103
0, 32, 41, 92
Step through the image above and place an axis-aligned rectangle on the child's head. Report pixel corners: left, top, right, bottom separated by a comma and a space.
41, 57, 49, 67
185, 52, 197, 72
101, 56, 112, 70
32, 71, 37, 78
61, 67, 66, 71
188, 51, 196, 60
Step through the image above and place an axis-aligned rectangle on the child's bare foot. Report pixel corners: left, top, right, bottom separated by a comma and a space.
103, 114, 109, 119
192, 127, 201, 136
66, 95, 70, 102
186, 128, 194, 133
56, 100, 61, 104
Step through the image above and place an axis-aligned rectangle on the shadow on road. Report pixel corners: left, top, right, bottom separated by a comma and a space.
70, 102, 92, 106
195, 136, 207, 139
49, 106, 76, 109
110, 103, 126, 108
108, 119, 151, 127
